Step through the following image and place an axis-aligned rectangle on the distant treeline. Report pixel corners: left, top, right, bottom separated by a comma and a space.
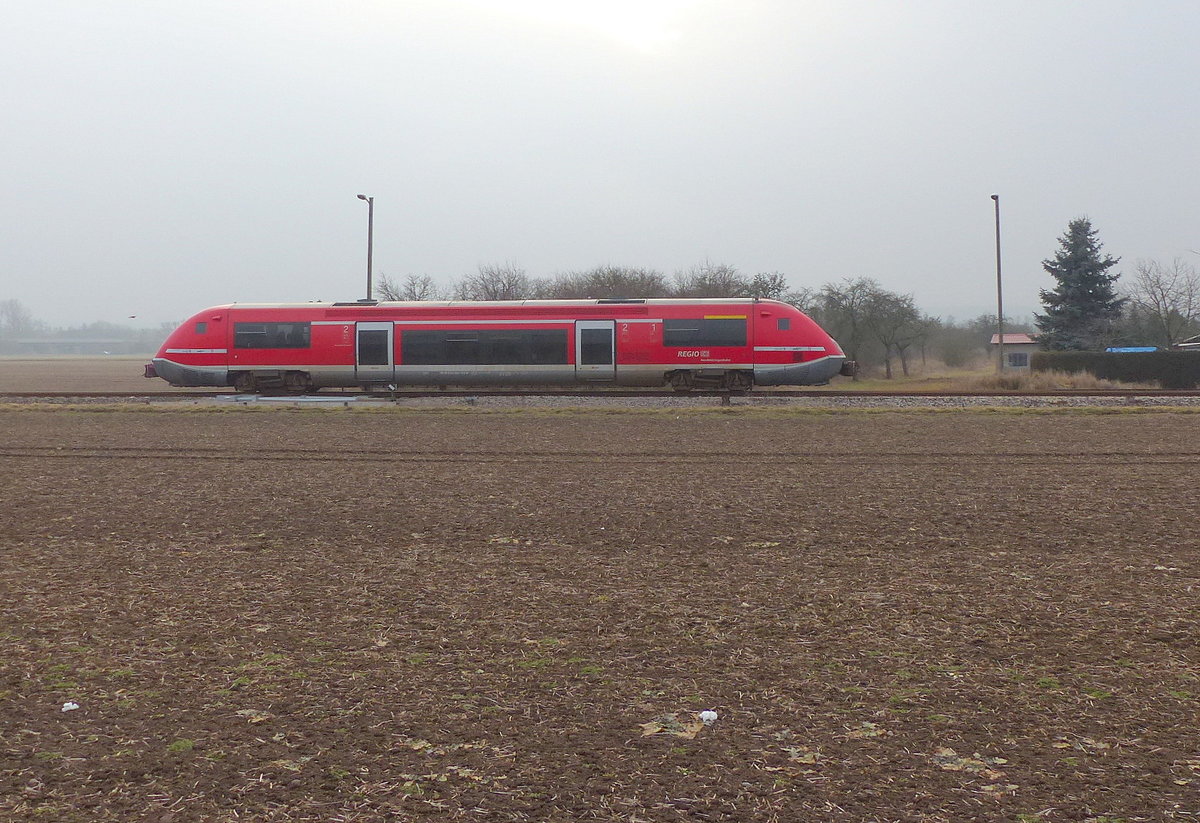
0, 300, 173, 355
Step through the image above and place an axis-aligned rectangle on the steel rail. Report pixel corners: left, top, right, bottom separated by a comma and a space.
3, 389, 1200, 400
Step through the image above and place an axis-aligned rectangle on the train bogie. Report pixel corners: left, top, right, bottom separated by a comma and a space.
147, 298, 849, 391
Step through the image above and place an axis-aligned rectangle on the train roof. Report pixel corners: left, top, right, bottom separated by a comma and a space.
205, 298, 786, 310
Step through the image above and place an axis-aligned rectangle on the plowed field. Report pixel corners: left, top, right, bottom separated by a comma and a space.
2, 406, 1199, 822
0, 357, 172, 394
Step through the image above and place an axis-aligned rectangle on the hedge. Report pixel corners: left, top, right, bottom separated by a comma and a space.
1030, 351, 1200, 389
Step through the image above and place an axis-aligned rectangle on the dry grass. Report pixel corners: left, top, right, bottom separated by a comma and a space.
952, 368, 1158, 392
826, 363, 1164, 393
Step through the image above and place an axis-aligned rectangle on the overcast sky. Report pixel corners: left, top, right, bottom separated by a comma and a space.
4, 0, 1198, 328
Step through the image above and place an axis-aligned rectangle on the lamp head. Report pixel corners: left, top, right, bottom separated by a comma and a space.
990, 194, 999, 201
357, 194, 369, 201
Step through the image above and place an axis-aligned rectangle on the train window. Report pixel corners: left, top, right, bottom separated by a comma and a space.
400, 331, 441, 365
401, 329, 568, 366
485, 334, 523, 364
194, 321, 208, 334
528, 331, 569, 364
777, 318, 790, 331
358, 330, 390, 365
444, 335, 481, 365
234, 322, 311, 349
663, 318, 746, 347
579, 329, 613, 365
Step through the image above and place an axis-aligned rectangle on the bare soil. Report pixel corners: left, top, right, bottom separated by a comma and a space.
2, 405, 1199, 822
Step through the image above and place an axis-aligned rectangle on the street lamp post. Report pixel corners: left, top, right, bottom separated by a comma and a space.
991, 194, 1005, 372
356, 194, 374, 300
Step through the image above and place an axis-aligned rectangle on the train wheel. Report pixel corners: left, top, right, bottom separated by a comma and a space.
668, 371, 693, 392
232, 372, 256, 393
726, 371, 754, 391
284, 371, 314, 394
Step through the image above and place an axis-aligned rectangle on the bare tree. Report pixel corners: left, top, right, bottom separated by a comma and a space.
0, 299, 37, 336
453, 263, 535, 301
749, 272, 790, 300
1126, 258, 1200, 347
811, 278, 879, 374
865, 289, 923, 378
377, 274, 442, 301
806, 279, 935, 377
671, 260, 751, 297
783, 286, 819, 315
541, 266, 671, 299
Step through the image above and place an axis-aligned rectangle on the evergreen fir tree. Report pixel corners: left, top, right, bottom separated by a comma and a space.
1035, 217, 1125, 350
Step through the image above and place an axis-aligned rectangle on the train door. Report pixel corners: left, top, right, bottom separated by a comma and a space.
355, 322, 394, 383
574, 320, 615, 381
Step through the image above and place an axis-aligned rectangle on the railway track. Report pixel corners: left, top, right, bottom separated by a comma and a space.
5, 444, 1200, 465
3, 388, 1200, 400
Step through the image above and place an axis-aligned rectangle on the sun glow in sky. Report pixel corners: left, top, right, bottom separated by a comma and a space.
461, 0, 701, 53
4, 1, 1199, 328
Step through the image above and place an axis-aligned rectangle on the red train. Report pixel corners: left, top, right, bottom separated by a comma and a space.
145, 298, 852, 392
